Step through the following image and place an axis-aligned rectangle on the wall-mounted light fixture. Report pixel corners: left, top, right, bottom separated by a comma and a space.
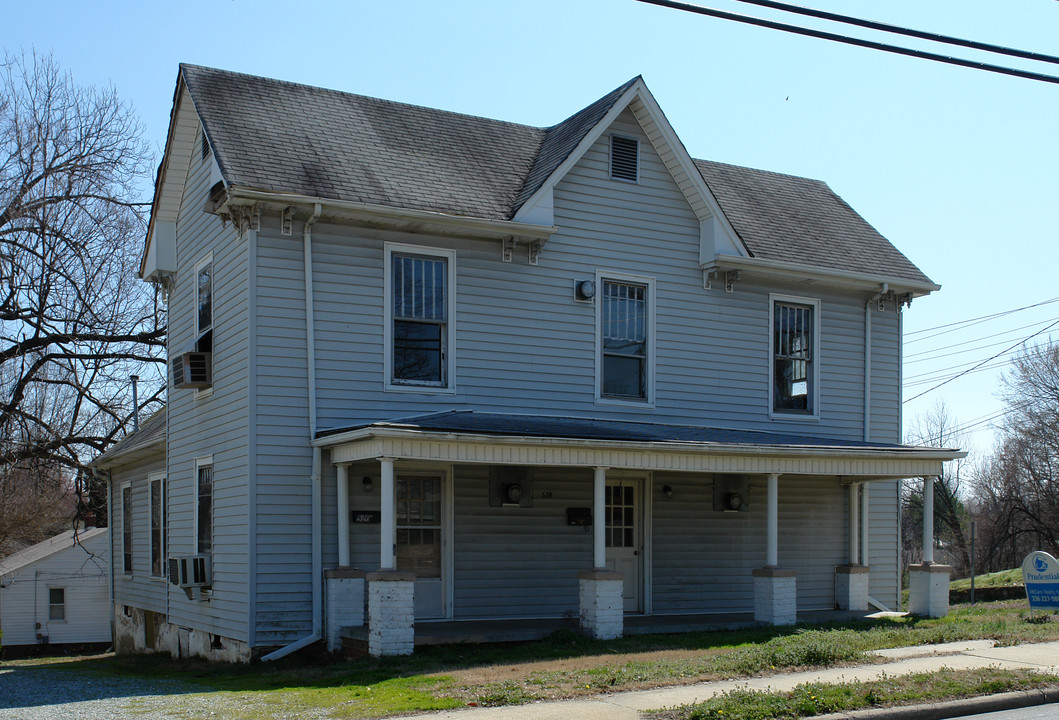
362, 476, 373, 492
574, 279, 596, 301
662, 485, 674, 500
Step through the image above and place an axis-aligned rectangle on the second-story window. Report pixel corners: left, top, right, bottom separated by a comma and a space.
386, 244, 456, 390
121, 483, 133, 574
601, 278, 649, 401
772, 297, 819, 416
195, 256, 212, 353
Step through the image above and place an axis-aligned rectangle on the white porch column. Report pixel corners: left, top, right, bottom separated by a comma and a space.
909, 476, 949, 617
337, 463, 351, 567
861, 483, 870, 565
380, 458, 395, 570
848, 483, 860, 565
922, 475, 934, 564
766, 473, 779, 567
593, 467, 607, 569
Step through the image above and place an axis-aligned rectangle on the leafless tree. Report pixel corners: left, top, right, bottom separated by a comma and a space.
0, 52, 165, 539
902, 401, 973, 575
971, 342, 1059, 567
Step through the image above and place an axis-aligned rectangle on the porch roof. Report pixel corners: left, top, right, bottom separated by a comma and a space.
315, 411, 962, 479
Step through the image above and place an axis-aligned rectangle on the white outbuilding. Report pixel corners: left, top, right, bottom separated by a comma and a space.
0, 527, 110, 650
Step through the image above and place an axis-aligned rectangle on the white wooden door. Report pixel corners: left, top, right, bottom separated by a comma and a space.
605, 479, 642, 613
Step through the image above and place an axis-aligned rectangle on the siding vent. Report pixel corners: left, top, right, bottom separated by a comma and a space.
610, 135, 639, 182
200, 128, 211, 162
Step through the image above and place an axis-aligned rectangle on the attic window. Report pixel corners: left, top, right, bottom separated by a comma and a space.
610, 135, 639, 182
200, 128, 211, 162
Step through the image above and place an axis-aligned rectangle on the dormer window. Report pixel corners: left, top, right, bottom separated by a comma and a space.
610, 135, 639, 182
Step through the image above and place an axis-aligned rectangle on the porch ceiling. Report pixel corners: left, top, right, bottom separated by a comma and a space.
314, 411, 962, 479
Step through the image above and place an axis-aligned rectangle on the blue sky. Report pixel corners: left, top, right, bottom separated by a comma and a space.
7, 0, 1057, 457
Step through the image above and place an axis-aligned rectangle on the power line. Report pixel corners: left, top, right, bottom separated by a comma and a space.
635, 0, 1059, 85
904, 316, 1059, 363
729, 0, 1059, 66
903, 317, 1059, 403
906, 295, 1059, 341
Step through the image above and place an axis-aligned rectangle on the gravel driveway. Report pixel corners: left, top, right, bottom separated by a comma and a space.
0, 662, 224, 720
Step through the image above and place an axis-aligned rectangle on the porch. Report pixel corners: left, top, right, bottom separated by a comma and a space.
315, 411, 961, 657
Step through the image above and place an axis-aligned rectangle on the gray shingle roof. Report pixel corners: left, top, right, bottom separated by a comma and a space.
93, 408, 166, 467
178, 64, 931, 286
318, 410, 944, 453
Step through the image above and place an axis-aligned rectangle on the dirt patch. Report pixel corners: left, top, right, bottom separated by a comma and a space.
434, 646, 732, 689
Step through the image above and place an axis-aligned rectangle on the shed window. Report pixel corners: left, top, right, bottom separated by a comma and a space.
49, 588, 65, 620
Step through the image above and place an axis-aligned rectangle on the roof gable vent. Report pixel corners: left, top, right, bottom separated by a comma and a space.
610, 135, 639, 182
200, 128, 211, 162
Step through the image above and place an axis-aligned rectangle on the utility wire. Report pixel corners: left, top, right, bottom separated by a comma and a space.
904, 317, 1059, 403
635, 0, 1059, 85
905, 316, 1059, 363
904, 357, 1012, 387
729, 0, 1059, 66
906, 295, 1059, 341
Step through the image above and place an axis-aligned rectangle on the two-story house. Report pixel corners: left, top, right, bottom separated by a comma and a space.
94, 65, 961, 661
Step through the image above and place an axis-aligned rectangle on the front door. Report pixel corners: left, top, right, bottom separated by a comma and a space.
605, 478, 642, 613
395, 473, 446, 619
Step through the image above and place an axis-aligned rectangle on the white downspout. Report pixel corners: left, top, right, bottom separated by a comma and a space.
262, 203, 323, 661
863, 283, 888, 442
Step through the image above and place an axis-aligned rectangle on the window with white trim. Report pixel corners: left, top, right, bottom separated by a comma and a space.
195, 255, 213, 354
771, 296, 819, 416
385, 244, 456, 390
196, 461, 213, 557
49, 587, 65, 620
121, 483, 132, 574
599, 277, 652, 401
150, 474, 166, 578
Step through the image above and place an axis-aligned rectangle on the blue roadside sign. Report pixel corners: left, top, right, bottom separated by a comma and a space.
1022, 551, 1059, 609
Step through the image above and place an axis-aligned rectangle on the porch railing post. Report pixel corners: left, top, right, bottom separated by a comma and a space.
337, 463, 350, 567
381, 458, 395, 570
593, 467, 607, 569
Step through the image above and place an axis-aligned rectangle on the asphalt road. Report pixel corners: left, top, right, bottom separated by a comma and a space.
959, 707, 1059, 720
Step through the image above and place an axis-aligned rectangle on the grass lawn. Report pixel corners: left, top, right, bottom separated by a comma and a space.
951, 568, 1023, 591
17, 599, 1059, 719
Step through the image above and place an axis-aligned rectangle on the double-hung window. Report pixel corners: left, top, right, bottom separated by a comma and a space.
771, 295, 820, 417
121, 483, 133, 575
385, 244, 456, 390
196, 459, 213, 557
150, 473, 166, 578
598, 275, 654, 403
49, 588, 65, 621
195, 255, 212, 353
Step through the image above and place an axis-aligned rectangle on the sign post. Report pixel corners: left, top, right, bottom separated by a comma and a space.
1022, 551, 1059, 610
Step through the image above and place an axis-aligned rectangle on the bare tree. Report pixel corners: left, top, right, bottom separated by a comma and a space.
971, 342, 1059, 566
903, 401, 973, 575
0, 52, 164, 540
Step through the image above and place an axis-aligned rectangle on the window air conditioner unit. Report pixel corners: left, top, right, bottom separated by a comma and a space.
168, 555, 212, 599
172, 352, 211, 389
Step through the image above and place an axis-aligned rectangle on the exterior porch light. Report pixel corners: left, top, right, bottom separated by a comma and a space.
362, 475, 373, 492
662, 484, 674, 499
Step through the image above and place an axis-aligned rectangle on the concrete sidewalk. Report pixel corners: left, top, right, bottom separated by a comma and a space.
411, 640, 1059, 720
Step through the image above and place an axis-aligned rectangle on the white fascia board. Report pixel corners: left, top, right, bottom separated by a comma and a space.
141, 81, 198, 279
705, 254, 941, 297
90, 439, 167, 471
227, 188, 554, 242
315, 426, 964, 464
511, 81, 645, 226
626, 91, 749, 260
